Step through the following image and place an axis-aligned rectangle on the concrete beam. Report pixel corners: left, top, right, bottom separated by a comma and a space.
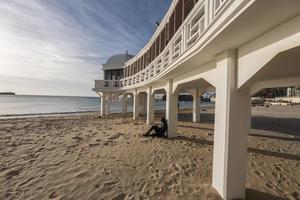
250, 76, 300, 96
238, 16, 300, 89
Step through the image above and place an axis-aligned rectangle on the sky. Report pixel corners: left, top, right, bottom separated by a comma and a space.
0, 0, 172, 97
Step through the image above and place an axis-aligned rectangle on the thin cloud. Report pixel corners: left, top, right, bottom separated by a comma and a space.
0, 0, 171, 96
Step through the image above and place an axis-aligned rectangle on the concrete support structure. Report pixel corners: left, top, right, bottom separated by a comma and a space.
100, 92, 106, 117
122, 94, 127, 116
133, 89, 140, 120
190, 89, 201, 123
146, 87, 154, 125
106, 103, 110, 115
212, 51, 251, 200
139, 93, 147, 116
166, 79, 178, 138
93, 1, 300, 199
100, 92, 111, 116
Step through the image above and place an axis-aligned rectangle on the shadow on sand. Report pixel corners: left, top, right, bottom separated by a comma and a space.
177, 125, 214, 131
155, 110, 299, 199
170, 135, 300, 162
251, 116, 300, 137
244, 188, 286, 200
248, 147, 300, 161
170, 135, 214, 146
176, 112, 300, 137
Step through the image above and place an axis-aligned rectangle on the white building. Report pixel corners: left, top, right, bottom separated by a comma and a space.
93, 0, 300, 199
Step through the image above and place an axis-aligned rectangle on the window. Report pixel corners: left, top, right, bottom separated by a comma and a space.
175, 0, 183, 32
160, 27, 166, 52
169, 12, 175, 41
155, 36, 160, 57
184, 0, 194, 19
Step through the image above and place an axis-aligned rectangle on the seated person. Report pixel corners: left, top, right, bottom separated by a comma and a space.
143, 118, 168, 138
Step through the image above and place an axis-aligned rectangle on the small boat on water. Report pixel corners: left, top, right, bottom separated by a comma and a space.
0, 92, 15, 95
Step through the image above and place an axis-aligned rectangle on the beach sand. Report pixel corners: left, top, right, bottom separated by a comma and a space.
0, 106, 299, 200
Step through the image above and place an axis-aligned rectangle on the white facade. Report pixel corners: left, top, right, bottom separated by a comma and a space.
93, 0, 300, 199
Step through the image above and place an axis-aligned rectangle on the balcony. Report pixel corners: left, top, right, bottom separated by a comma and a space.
93, 80, 122, 92
120, 0, 231, 89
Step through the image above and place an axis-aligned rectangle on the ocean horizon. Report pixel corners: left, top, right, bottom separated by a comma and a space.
0, 95, 214, 118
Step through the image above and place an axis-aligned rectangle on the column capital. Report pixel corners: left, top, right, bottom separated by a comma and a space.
216, 50, 237, 62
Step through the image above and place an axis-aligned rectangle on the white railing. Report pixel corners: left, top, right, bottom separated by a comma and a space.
93, 80, 122, 91
214, 0, 228, 17
115, 0, 230, 89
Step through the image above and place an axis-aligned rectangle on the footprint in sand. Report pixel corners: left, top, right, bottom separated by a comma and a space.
49, 191, 58, 199
265, 181, 275, 189
254, 170, 265, 177
138, 181, 147, 192
89, 143, 100, 147
72, 136, 83, 141
108, 133, 124, 140
147, 162, 154, 170
274, 164, 284, 172
103, 181, 120, 188
103, 168, 112, 175
111, 193, 127, 200
5, 168, 22, 180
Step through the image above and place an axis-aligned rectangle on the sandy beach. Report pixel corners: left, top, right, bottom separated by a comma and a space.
0, 105, 299, 200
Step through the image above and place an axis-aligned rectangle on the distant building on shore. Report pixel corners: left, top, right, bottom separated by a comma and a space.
287, 86, 300, 97
255, 87, 300, 98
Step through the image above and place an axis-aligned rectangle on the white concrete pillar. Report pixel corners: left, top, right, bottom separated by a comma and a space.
122, 94, 127, 116
133, 89, 139, 120
212, 51, 251, 200
106, 94, 110, 115
146, 86, 154, 125
140, 93, 147, 116
190, 89, 201, 123
100, 92, 106, 116
143, 94, 147, 115
207, 0, 214, 24
166, 79, 178, 138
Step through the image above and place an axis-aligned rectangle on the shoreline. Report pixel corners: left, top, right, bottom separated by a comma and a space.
0, 103, 294, 120
0, 111, 99, 119
0, 104, 215, 120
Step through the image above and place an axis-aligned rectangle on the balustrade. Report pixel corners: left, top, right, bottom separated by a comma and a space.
93, 80, 122, 91
105, 0, 230, 90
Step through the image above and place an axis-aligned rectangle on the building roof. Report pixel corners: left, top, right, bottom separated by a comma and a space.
102, 53, 133, 70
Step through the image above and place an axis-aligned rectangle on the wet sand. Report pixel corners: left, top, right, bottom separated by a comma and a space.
0, 105, 299, 200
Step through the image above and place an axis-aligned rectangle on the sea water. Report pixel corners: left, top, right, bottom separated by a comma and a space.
0, 95, 214, 118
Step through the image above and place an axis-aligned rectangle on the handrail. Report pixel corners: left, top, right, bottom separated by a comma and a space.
93, 80, 122, 91
121, 0, 212, 87
96, 0, 232, 91
123, 0, 180, 66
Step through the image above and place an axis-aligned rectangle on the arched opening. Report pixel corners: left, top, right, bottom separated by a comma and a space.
243, 46, 300, 199
153, 89, 167, 120
174, 78, 215, 123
